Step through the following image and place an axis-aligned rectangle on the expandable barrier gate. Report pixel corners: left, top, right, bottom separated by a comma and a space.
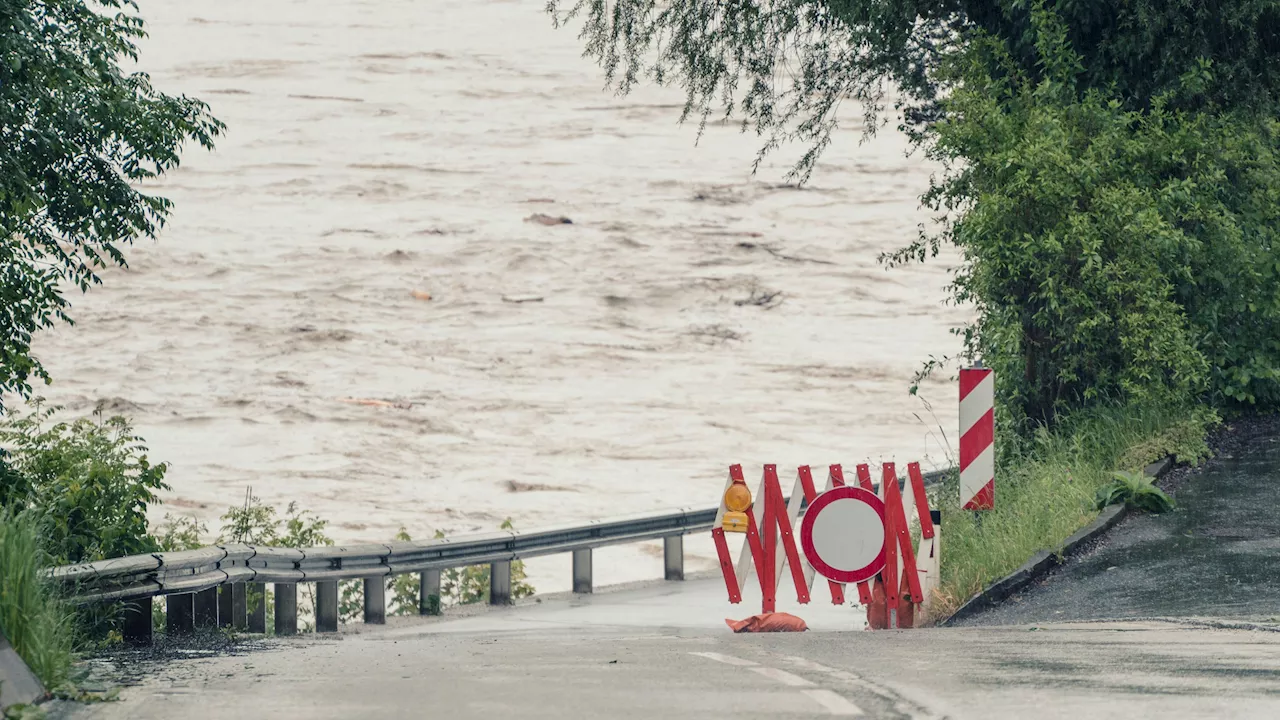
712, 462, 940, 629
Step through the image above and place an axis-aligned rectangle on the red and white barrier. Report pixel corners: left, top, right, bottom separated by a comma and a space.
959, 367, 995, 511
713, 462, 938, 629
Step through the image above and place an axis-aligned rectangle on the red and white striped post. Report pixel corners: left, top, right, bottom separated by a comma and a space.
959, 365, 995, 511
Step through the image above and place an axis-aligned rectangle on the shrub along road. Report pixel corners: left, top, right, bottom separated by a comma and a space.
953, 416, 1280, 628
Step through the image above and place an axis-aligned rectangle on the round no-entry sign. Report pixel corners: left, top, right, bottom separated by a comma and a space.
799, 486, 886, 584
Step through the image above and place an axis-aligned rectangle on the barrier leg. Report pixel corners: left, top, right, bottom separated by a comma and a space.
248, 583, 267, 633
364, 578, 386, 624
316, 581, 339, 633
572, 549, 592, 594
274, 583, 298, 636
121, 597, 153, 647
167, 593, 195, 636
664, 536, 684, 581
194, 588, 218, 630
420, 570, 441, 615
490, 561, 512, 606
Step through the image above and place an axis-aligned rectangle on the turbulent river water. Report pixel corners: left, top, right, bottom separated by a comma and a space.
25, 0, 969, 592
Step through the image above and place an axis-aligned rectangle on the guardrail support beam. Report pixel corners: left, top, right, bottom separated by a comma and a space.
572, 549, 592, 594
274, 583, 297, 636
316, 581, 339, 632
194, 588, 218, 630
420, 570, 441, 616
490, 561, 512, 605
218, 584, 233, 628
664, 536, 684, 581
363, 578, 386, 624
231, 582, 249, 631
167, 593, 195, 636
248, 583, 267, 633
121, 597, 152, 647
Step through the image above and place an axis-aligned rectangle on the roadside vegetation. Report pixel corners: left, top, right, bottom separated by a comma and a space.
0, 510, 76, 694
549, 0, 1280, 619
0, 400, 540, 694
931, 401, 1215, 617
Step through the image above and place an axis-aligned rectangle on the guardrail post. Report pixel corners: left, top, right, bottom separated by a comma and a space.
194, 588, 218, 630
248, 583, 267, 633
490, 561, 512, 605
316, 581, 339, 632
167, 593, 195, 636
664, 535, 684, 581
218, 585, 233, 628
274, 583, 298, 636
231, 582, 248, 631
121, 597, 152, 647
419, 570, 442, 615
363, 578, 386, 624
572, 549, 592, 594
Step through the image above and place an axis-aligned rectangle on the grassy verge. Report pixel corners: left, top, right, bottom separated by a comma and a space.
932, 400, 1218, 618
0, 510, 75, 692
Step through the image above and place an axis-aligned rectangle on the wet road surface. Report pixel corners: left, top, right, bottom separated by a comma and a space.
955, 423, 1280, 627
53, 580, 1280, 720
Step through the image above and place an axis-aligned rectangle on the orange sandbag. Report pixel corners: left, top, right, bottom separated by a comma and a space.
725, 612, 808, 633
866, 576, 915, 630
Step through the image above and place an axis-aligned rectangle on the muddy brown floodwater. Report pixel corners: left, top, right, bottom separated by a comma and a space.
21, 0, 969, 592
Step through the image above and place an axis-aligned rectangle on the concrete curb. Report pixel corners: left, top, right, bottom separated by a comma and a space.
0, 630, 46, 710
942, 455, 1175, 626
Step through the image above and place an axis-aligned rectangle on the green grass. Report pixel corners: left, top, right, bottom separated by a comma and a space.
0, 510, 76, 692
932, 400, 1217, 618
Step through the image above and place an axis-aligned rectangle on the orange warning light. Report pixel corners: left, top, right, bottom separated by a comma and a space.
722, 476, 752, 533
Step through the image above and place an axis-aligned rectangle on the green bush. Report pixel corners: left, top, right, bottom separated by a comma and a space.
0, 402, 168, 565
0, 510, 76, 690
887, 5, 1280, 425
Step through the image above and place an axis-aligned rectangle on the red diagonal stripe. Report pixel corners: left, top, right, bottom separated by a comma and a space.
963, 479, 994, 510
959, 368, 991, 402
959, 408, 994, 470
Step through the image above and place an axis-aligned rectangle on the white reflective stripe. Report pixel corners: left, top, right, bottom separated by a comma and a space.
803, 473, 835, 591
689, 651, 757, 667
801, 689, 865, 716
960, 443, 995, 505
735, 473, 768, 593
750, 666, 815, 687
959, 371, 994, 437
775, 473, 807, 585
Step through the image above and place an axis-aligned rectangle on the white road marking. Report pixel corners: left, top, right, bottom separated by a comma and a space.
802, 689, 865, 716
749, 666, 816, 687
783, 656, 881, 692
782, 655, 942, 720
688, 651, 757, 667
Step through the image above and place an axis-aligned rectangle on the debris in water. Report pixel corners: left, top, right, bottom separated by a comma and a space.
501, 294, 544, 303
339, 398, 413, 410
411, 290, 433, 301
525, 213, 572, 226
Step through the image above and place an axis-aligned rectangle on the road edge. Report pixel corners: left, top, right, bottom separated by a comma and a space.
941, 455, 1175, 626
0, 630, 46, 710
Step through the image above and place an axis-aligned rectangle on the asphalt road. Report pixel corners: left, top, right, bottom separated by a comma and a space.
954, 421, 1280, 627
49, 419, 1280, 719
53, 578, 1280, 720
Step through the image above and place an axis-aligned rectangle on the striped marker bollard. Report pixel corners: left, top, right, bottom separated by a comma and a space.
959, 365, 995, 511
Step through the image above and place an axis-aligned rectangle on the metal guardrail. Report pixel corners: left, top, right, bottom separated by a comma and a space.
49, 466, 953, 645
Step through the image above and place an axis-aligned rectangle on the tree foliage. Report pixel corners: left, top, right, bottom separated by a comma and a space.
549, 0, 1280, 424
0, 0, 223, 405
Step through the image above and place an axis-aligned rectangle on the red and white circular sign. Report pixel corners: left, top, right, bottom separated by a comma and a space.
799, 486, 886, 584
